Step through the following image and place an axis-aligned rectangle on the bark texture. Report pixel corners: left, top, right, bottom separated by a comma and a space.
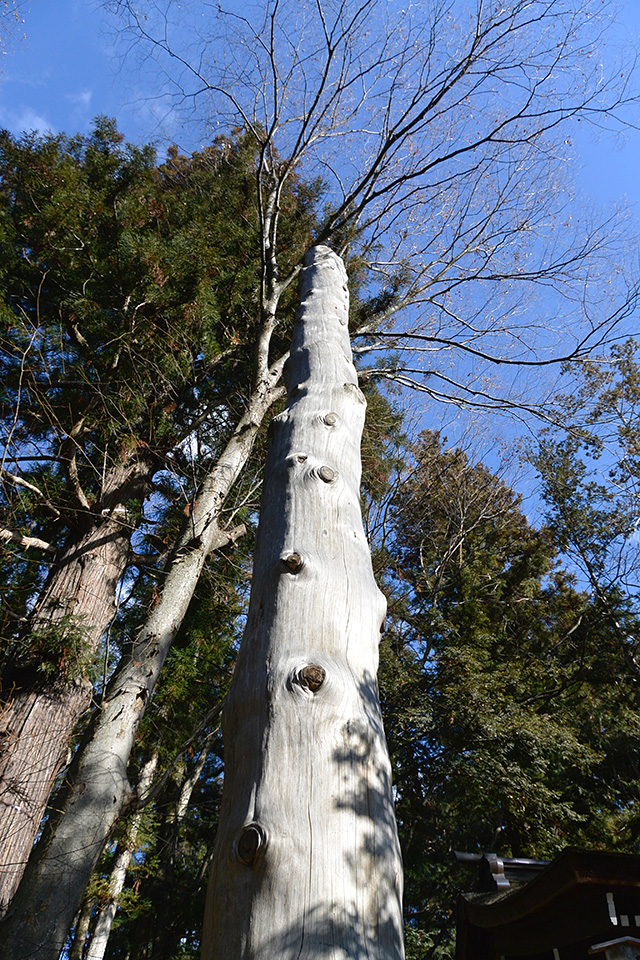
83, 752, 158, 960
0, 456, 152, 916
202, 246, 404, 960
0, 377, 284, 960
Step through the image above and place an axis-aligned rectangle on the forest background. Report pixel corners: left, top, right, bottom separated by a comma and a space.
1, 1, 640, 959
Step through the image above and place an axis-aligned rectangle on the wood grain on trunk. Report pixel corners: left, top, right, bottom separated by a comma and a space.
202, 246, 405, 960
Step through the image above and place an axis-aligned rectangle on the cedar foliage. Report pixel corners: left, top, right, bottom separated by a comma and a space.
377, 430, 640, 958
2, 120, 639, 959
0, 117, 321, 680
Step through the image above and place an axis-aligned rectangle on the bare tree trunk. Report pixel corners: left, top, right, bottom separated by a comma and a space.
69, 896, 95, 960
125, 738, 216, 960
0, 374, 284, 960
202, 246, 404, 959
84, 843, 133, 960
83, 752, 158, 960
0, 455, 152, 916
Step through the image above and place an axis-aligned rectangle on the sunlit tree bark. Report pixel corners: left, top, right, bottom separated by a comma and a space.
0, 454, 153, 915
203, 246, 404, 960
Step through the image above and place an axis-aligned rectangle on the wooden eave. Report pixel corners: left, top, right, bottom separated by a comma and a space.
456, 848, 640, 960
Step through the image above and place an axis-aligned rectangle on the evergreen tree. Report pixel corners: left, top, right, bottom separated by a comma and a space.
378, 431, 640, 958
530, 338, 640, 628
0, 118, 320, 921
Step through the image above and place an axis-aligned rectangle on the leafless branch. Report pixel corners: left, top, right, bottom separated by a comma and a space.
0, 527, 55, 554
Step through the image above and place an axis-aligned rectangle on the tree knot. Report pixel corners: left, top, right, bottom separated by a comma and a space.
235, 823, 266, 867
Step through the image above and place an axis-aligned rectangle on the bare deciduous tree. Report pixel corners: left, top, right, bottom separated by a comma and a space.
110, 0, 638, 410
2, 0, 638, 953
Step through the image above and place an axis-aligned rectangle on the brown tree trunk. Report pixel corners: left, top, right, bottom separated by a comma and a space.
202, 246, 404, 960
0, 455, 153, 915
0, 373, 284, 960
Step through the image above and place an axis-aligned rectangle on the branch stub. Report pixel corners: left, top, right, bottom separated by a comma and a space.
296, 664, 326, 693
343, 382, 366, 404
318, 465, 336, 483
236, 823, 266, 867
282, 553, 304, 574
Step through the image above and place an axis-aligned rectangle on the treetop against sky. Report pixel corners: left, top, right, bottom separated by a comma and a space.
0, 0, 639, 209
1, 0, 639, 430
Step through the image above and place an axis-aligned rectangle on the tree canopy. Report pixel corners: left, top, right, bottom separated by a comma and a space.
1, 0, 640, 948
378, 430, 640, 957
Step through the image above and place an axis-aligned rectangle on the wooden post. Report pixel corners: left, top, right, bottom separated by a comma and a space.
202, 245, 404, 959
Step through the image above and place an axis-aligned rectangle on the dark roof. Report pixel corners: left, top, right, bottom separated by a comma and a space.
456, 848, 640, 960
455, 851, 550, 891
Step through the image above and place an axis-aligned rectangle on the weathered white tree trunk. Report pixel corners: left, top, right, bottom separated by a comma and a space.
83, 752, 158, 960
0, 375, 284, 960
202, 246, 404, 960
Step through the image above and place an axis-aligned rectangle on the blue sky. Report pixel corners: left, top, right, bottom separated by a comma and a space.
0, 2, 156, 143
2, 0, 639, 218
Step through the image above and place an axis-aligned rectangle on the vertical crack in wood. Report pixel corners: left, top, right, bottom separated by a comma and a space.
202, 245, 404, 960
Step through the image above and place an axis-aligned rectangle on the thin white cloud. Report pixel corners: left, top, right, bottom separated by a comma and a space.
1, 67, 54, 89
65, 88, 92, 108
0, 105, 56, 136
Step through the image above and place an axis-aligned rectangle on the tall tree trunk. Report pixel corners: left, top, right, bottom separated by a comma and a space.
202, 246, 404, 959
126, 738, 216, 960
0, 372, 285, 960
69, 895, 95, 960
0, 455, 153, 916
83, 752, 158, 960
